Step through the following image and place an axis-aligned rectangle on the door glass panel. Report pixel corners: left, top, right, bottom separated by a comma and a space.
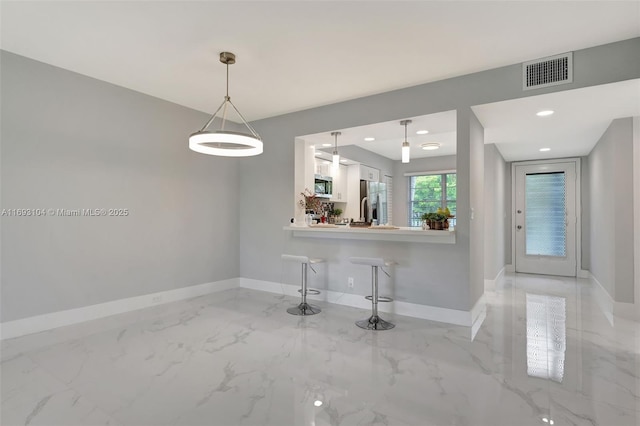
525, 172, 566, 256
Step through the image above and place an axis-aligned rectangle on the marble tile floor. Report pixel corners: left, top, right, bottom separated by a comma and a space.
1, 273, 638, 426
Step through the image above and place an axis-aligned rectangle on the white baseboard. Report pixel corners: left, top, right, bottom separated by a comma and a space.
590, 273, 615, 326
239, 278, 480, 328
588, 272, 639, 324
0, 278, 239, 341
484, 266, 506, 292
577, 269, 590, 279
470, 294, 487, 341
2, 276, 493, 341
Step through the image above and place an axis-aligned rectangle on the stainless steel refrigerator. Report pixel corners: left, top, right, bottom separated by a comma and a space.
359, 180, 388, 224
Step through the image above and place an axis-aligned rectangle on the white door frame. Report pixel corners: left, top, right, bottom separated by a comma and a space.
510, 158, 584, 277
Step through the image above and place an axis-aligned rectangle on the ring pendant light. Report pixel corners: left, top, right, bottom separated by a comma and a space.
189, 52, 263, 157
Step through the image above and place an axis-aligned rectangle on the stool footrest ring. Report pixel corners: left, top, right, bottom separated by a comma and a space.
365, 295, 393, 302
298, 289, 321, 295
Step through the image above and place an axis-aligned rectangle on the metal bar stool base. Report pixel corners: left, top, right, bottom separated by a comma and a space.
287, 303, 321, 316
356, 315, 395, 330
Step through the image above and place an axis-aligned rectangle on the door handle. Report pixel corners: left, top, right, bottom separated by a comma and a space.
517, 225, 522, 230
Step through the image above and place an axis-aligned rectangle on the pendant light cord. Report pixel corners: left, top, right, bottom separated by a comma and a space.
221, 61, 230, 131
404, 122, 408, 141
331, 131, 341, 155
196, 52, 261, 140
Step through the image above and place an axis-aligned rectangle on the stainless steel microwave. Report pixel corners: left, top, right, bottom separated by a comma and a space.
314, 174, 333, 198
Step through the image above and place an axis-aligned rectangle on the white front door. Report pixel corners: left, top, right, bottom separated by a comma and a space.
514, 162, 577, 276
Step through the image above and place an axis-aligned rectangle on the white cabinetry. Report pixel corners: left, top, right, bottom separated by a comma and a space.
330, 164, 348, 202
359, 164, 380, 182
315, 160, 331, 176
313, 160, 347, 201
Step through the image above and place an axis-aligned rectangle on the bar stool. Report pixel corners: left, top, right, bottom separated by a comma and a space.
281, 254, 324, 316
349, 257, 396, 330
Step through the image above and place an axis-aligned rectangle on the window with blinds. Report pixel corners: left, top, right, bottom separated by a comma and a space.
525, 172, 566, 257
384, 175, 393, 225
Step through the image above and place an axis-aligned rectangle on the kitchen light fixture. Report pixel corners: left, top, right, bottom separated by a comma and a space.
189, 52, 262, 157
416, 130, 429, 135
421, 143, 440, 150
331, 131, 341, 168
536, 110, 554, 117
539, 147, 551, 152
364, 137, 375, 141
400, 120, 412, 163
322, 143, 332, 147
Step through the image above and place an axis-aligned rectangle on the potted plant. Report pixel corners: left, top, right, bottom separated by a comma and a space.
329, 208, 343, 224
420, 212, 433, 230
421, 212, 448, 230
434, 213, 448, 230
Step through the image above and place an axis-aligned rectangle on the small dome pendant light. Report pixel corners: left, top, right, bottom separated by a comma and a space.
189, 52, 263, 157
331, 131, 341, 168
400, 120, 412, 163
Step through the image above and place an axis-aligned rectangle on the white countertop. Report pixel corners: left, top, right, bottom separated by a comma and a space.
283, 225, 455, 244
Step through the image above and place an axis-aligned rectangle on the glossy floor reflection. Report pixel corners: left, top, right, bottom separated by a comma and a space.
1, 273, 639, 425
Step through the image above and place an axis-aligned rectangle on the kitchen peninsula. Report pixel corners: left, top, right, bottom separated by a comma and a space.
284, 225, 455, 243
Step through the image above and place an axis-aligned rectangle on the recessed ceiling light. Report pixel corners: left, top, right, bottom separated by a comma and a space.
340, 159, 347, 163
314, 400, 323, 407
364, 137, 375, 141
322, 143, 332, 147
536, 110, 554, 117
421, 143, 440, 150
416, 130, 429, 135
539, 148, 551, 152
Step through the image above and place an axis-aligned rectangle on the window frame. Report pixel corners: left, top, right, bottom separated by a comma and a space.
406, 171, 457, 227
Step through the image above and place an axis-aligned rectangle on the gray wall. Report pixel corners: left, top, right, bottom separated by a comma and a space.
393, 155, 457, 226
240, 37, 640, 313
580, 156, 590, 270
504, 162, 512, 266
1, 51, 241, 322
483, 144, 509, 280
468, 110, 485, 306
588, 118, 635, 302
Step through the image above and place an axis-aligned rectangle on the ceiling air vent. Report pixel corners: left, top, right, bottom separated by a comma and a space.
523, 52, 573, 90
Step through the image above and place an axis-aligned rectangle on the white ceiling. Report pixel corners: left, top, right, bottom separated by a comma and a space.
2, 1, 638, 163
1, 1, 639, 122
473, 79, 640, 161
